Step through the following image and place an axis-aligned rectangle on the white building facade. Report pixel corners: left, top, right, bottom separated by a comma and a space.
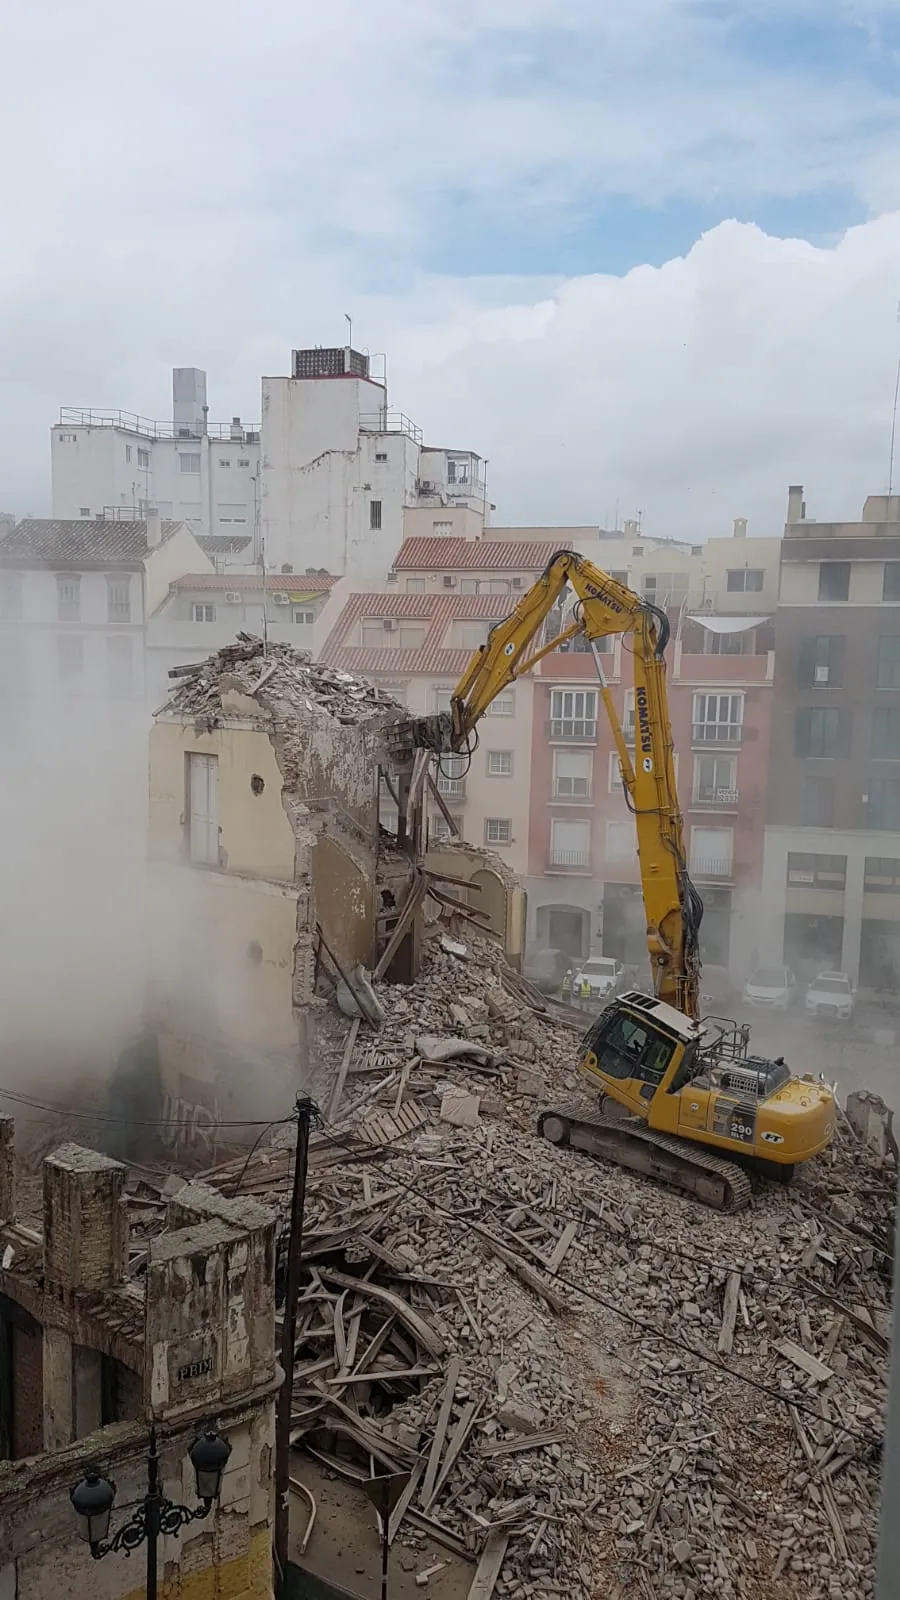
52, 368, 260, 545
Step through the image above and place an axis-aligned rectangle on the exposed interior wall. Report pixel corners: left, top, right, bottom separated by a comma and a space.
315, 832, 375, 971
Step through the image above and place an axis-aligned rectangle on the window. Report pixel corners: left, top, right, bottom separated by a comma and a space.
429, 814, 455, 842
797, 635, 845, 688
818, 562, 850, 602
137, 448, 150, 469
79, 507, 90, 517
884, 564, 900, 601
218, 503, 248, 523
726, 569, 764, 592
795, 706, 848, 757
876, 636, 900, 689
433, 521, 454, 535
550, 817, 590, 867
191, 603, 216, 623
433, 687, 453, 715
689, 827, 733, 877
706, 631, 750, 656
864, 857, 900, 893
107, 577, 131, 623
218, 458, 231, 468
374, 451, 388, 463
803, 774, 834, 827
187, 752, 219, 865
125, 445, 132, 463
487, 579, 511, 594
485, 817, 511, 845
692, 754, 737, 805
106, 634, 134, 696
787, 853, 846, 888
869, 777, 900, 831
872, 707, 900, 759
460, 578, 480, 594
370, 500, 382, 530
0, 574, 22, 622
293, 609, 314, 625
591, 1010, 676, 1085
448, 458, 470, 484
550, 688, 597, 739
406, 578, 426, 593
487, 691, 515, 716
179, 453, 201, 473
623, 689, 635, 741
56, 575, 81, 622
57, 634, 84, 680
361, 619, 425, 651
461, 622, 491, 649
554, 749, 592, 798
641, 572, 689, 604
487, 750, 513, 776
437, 754, 466, 797
237, 457, 250, 467
605, 820, 634, 863
609, 751, 626, 794
692, 693, 743, 743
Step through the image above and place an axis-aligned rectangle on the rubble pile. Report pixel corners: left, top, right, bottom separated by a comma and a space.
204, 931, 892, 1599
162, 634, 403, 726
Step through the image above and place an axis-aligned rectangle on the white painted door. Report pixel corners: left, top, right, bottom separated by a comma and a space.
188, 753, 219, 864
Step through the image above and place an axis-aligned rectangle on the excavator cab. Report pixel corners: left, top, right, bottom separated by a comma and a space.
581, 993, 700, 1116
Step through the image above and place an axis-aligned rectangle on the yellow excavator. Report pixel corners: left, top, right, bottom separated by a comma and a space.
396, 549, 834, 1212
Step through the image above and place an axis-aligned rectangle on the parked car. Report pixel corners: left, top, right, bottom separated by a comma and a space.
805, 971, 855, 1021
742, 965, 797, 1010
524, 946, 572, 995
574, 955, 626, 1003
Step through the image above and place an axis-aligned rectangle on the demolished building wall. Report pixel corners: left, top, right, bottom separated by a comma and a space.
142, 636, 406, 1150
0, 1121, 277, 1599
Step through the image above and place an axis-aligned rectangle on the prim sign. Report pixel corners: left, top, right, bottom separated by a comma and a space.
176, 1355, 213, 1383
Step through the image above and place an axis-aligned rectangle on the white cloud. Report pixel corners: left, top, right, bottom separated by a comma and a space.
2, 0, 900, 528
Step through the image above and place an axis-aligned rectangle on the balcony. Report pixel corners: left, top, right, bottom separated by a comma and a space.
689, 856, 733, 880
549, 718, 597, 742
360, 410, 423, 445
676, 651, 773, 685
436, 777, 466, 800
691, 787, 740, 809
692, 724, 743, 745
547, 847, 592, 872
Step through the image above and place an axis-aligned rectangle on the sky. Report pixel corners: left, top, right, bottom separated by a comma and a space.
3, 0, 900, 537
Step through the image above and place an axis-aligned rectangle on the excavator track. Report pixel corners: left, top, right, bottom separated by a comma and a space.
538, 1103, 753, 1213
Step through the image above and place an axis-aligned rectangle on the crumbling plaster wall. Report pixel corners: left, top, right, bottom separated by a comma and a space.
424, 841, 527, 967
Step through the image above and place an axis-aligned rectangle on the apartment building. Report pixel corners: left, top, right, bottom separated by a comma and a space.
52, 368, 260, 544
761, 487, 900, 986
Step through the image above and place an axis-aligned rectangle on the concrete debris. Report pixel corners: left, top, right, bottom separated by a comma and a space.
199, 928, 892, 1600
163, 634, 403, 727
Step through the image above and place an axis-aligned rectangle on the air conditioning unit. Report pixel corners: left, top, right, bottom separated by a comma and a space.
386, 571, 398, 583
383, 618, 397, 632
420, 480, 436, 493
442, 575, 456, 588
225, 591, 242, 605
272, 592, 290, 605
814, 665, 829, 684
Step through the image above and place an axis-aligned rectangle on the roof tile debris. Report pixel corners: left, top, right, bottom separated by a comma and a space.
319, 591, 514, 678
0, 518, 183, 568
162, 634, 403, 726
393, 537, 567, 572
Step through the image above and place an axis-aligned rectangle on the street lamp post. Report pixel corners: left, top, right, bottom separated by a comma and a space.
70, 1423, 231, 1599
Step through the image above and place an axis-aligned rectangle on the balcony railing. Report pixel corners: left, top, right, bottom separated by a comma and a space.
691, 787, 740, 807
437, 777, 466, 799
548, 848, 592, 870
692, 724, 743, 744
549, 718, 597, 742
360, 410, 423, 445
689, 857, 733, 879
552, 781, 592, 800
58, 407, 259, 442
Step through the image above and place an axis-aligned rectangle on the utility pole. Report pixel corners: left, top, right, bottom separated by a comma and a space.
274, 1095, 315, 1581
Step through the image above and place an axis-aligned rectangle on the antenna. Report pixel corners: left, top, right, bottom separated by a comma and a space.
889, 301, 900, 498
345, 312, 352, 350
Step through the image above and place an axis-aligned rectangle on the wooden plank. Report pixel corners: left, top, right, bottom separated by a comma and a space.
328, 1365, 440, 1386
467, 1530, 509, 1600
548, 1219, 579, 1275
777, 1340, 834, 1384
477, 1427, 568, 1457
421, 1357, 460, 1508
374, 875, 427, 980
327, 1017, 361, 1122
388, 1455, 427, 1545
393, 1057, 413, 1115
471, 1224, 568, 1315
428, 1398, 483, 1508
717, 1270, 742, 1357
318, 1268, 446, 1359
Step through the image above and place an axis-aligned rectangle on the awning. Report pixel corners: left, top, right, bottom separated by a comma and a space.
687, 614, 769, 635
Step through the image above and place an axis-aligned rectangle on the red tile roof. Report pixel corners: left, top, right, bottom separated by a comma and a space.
392, 537, 567, 573
319, 590, 514, 677
170, 572, 338, 593
0, 518, 183, 568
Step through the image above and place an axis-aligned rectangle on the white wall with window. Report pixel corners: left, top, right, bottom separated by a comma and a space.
692, 692, 744, 742
689, 826, 734, 877
485, 817, 512, 845
549, 816, 590, 868
554, 749, 592, 798
692, 753, 738, 804
549, 688, 597, 739
487, 749, 513, 777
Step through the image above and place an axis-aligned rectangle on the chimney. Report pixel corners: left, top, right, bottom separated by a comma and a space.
146, 506, 162, 549
787, 485, 804, 524
623, 518, 639, 539
732, 517, 747, 539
